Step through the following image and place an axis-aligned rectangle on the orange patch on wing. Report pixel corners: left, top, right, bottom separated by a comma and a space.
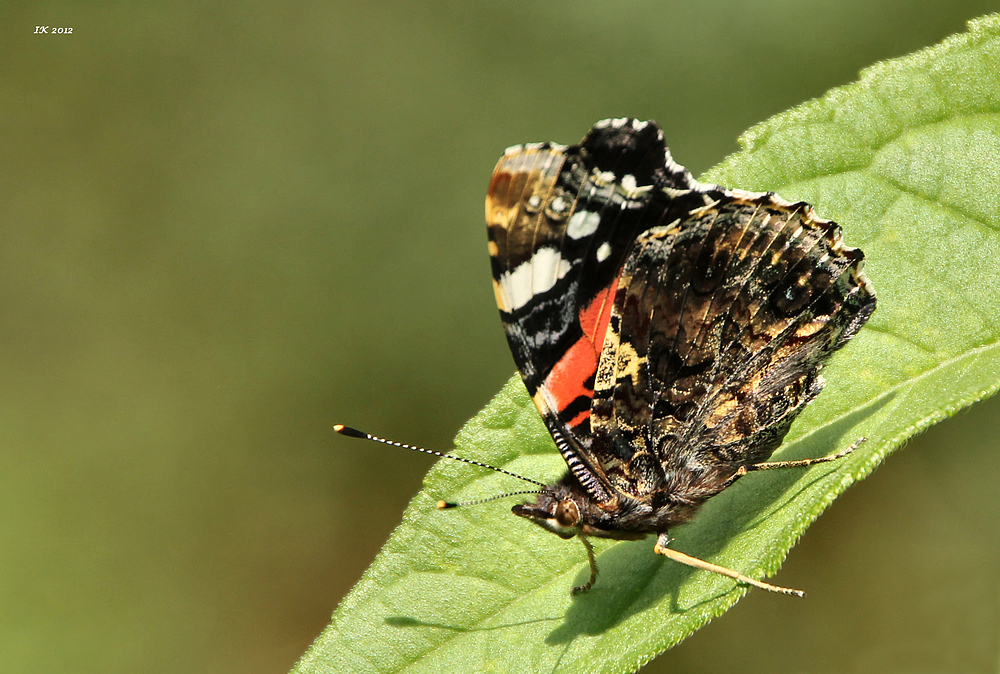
565, 408, 590, 429
580, 283, 616, 352
544, 337, 597, 415
542, 282, 618, 422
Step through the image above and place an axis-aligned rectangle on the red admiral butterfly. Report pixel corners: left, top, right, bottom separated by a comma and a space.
338, 117, 875, 597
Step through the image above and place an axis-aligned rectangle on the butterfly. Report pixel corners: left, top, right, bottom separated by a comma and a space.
336, 117, 876, 597
483, 118, 876, 595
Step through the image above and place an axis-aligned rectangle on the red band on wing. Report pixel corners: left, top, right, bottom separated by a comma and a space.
542, 282, 618, 428
545, 337, 597, 426
579, 283, 615, 351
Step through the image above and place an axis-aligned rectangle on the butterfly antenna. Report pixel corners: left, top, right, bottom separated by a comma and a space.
435, 490, 544, 509
334, 425, 549, 504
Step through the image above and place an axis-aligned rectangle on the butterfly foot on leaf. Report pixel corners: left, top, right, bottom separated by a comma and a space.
571, 536, 599, 595
653, 532, 805, 597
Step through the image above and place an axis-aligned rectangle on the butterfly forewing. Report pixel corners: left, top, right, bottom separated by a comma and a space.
485, 120, 708, 500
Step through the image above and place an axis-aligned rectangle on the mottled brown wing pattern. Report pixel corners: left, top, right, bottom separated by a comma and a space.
592, 192, 876, 504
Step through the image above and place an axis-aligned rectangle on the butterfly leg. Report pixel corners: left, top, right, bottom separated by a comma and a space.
718, 436, 866, 491
572, 536, 599, 595
744, 436, 866, 473
653, 533, 804, 597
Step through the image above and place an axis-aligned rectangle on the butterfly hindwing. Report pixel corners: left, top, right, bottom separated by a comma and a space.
591, 192, 876, 501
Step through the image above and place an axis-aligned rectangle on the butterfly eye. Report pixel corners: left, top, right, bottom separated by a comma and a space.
554, 500, 580, 528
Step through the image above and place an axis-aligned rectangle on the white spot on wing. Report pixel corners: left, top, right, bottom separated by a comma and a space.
567, 210, 601, 239
597, 117, 629, 129
596, 242, 611, 262
497, 248, 572, 311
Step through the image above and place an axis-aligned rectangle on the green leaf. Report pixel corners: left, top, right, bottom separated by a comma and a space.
294, 14, 1000, 674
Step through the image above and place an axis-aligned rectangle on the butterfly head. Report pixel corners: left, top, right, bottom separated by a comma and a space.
511, 473, 642, 540
511, 483, 584, 539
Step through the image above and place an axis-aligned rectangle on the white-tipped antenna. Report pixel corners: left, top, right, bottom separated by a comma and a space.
334, 424, 547, 508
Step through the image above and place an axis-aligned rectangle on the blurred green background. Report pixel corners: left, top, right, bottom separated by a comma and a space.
2, 2, 998, 672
